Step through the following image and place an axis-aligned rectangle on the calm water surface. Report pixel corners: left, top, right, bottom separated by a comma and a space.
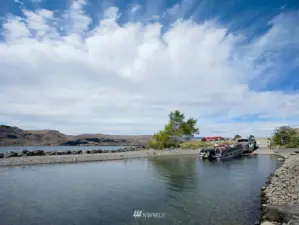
0, 155, 278, 225
0, 145, 131, 153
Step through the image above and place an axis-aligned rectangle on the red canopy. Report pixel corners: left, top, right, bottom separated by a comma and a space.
201, 136, 224, 141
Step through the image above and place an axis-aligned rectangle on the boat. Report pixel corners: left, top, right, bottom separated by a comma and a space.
199, 148, 217, 160
215, 143, 243, 160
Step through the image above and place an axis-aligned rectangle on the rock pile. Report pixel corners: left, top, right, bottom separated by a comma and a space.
260, 153, 299, 225
0, 146, 144, 159
264, 155, 299, 205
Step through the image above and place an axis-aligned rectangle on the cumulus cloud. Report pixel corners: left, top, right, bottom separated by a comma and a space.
0, 0, 299, 136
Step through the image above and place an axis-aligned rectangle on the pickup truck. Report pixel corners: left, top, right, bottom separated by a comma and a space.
237, 138, 258, 152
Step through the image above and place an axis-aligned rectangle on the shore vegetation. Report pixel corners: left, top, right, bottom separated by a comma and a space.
272, 126, 299, 148
147, 110, 199, 149
180, 140, 236, 149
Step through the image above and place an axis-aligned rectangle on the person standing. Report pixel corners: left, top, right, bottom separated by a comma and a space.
281, 136, 286, 145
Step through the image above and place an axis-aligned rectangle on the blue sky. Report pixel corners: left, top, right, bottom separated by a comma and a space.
0, 0, 299, 136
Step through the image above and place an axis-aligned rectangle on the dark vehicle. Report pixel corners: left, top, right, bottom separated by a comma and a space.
237, 138, 257, 152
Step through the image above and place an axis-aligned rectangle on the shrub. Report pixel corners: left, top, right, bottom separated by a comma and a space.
272, 126, 299, 148
147, 110, 199, 149
233, 134, 241, 140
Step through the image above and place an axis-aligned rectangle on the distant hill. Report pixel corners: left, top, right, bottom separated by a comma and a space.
0, 125, 152, 146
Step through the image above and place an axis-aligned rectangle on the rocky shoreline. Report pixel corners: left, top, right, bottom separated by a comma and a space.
0, 146, 145, 159
0, 148, 202, 167
259, 150, 299, 225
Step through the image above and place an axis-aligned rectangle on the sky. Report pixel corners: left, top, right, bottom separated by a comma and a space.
0, 0, 299, 137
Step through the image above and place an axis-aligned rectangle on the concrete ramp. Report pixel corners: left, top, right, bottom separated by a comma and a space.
256, 138, 269, 148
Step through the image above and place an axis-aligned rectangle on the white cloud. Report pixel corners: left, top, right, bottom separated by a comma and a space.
0, 0, 299, 136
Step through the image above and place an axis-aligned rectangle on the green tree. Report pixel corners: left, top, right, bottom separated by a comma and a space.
234, 134, 241, 140
272, 126, 299, 147
147, 110, 199, 149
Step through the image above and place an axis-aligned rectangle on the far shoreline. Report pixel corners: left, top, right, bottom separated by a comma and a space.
0, 149, 203, 167
0, 147, 284, 167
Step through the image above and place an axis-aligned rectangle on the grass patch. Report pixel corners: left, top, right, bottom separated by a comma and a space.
180, 140, 236, 149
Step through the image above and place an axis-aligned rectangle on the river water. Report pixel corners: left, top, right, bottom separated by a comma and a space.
0, 155, 278, 225
0, 145, 131, 153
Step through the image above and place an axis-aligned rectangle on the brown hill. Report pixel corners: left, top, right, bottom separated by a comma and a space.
0, 125, 67, 146
0, 125, 152, 146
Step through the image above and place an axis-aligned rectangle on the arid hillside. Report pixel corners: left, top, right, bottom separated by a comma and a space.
0, 125, 152, 146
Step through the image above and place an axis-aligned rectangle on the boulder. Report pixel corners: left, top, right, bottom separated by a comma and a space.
288, 215, 299, 225
25, 150, 45, 156
22, 150, 30, 155
33, 150, 45, 156
71, 150, 83, 155
4, 151, 18, 158
264, 204, 299, 223
25, 151, 35, 156
260, 222, 277, 225
0, 153, 4, 158
85, 149, 103, 154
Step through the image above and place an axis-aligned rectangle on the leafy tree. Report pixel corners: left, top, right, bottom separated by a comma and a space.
272, 126, 299, 147
234, 134, 241, 140
147, 110, 199, 149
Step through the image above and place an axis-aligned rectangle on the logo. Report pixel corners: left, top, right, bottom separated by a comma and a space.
133, 210, 142, 218
133, 210, 167, 219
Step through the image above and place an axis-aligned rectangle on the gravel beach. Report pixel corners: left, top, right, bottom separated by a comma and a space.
0, 149, 201, 167
260, 149, 299, 225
